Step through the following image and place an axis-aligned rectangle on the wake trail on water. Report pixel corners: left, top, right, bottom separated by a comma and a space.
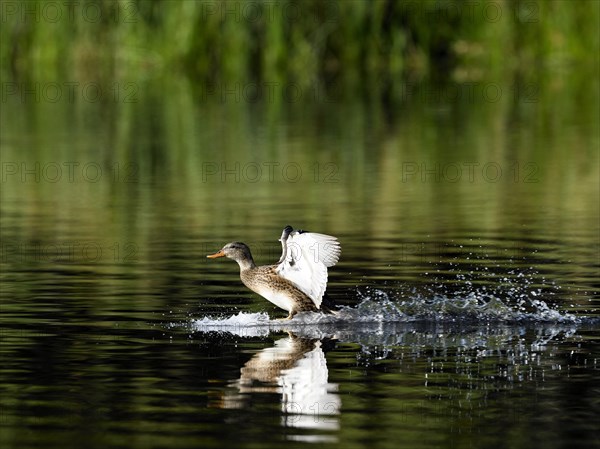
188, 245, 600, 335
190, 288, 585, 334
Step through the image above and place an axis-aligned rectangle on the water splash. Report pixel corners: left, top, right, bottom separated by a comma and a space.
190, 244, 593, 333
192, 312, 274, 337
190, 287, 580, 337
354, 289, 579, 323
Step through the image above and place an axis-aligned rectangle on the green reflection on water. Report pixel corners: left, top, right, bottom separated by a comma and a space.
2, 69, 598, 290
1, 4, 599, 449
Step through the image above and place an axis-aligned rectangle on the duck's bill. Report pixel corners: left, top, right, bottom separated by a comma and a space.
207, 250, 225, 259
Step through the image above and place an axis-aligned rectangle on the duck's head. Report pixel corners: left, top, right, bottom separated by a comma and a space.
207, 242, 255, 269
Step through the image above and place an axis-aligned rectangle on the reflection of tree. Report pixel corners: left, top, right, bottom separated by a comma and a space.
219, 332, 340, 435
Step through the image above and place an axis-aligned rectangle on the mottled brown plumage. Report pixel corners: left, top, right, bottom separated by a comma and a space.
240, 265, 319, 316
208, 227, 341, 319
208, 241, 319, 319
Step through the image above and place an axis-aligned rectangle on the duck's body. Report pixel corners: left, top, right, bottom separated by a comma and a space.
207, 226, 341, 319
241, 264, 319, 314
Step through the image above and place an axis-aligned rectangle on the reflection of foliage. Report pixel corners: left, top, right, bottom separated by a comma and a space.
1, 0, 598, 82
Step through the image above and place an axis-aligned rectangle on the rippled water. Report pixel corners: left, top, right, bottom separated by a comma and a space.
1, 72, 599, 448
3, 200, 598, 449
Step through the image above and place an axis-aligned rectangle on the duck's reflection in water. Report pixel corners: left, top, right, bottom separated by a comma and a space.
203, 319, 581, 441
221, 332, 340, 439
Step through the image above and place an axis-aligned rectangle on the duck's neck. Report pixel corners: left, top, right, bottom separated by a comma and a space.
235, 256, 256, 272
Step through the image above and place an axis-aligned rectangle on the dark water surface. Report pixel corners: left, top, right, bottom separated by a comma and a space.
1, 73, 599, 448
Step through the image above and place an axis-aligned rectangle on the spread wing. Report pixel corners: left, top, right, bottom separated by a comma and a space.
276, 229, 341, 308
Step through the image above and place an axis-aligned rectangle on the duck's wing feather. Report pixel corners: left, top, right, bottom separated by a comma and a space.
275, 230, 341, 308
305, 232, 342, 267
277, 225, 294, 264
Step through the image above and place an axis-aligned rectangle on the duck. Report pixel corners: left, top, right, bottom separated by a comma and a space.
207, 225, 341, 319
